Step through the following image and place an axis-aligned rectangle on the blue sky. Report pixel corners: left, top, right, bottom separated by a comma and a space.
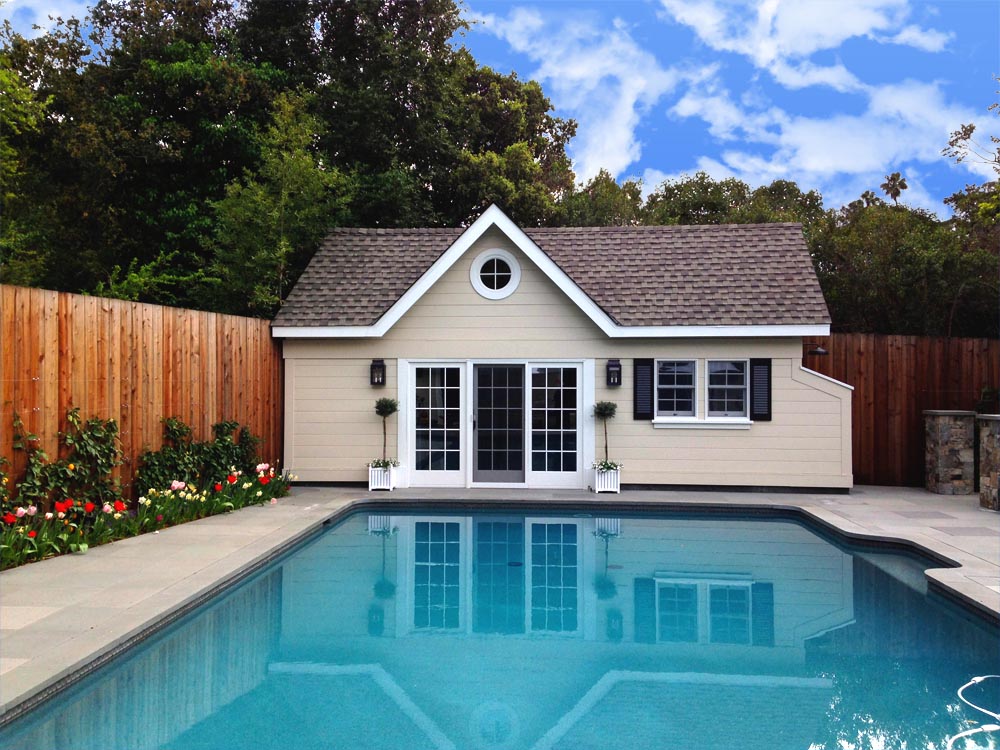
3, 0, 998, 214
462, 0, 999, 213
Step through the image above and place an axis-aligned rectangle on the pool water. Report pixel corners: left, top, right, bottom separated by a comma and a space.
2, 510, 998, 750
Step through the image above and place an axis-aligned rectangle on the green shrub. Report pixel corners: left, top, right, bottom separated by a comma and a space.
2, 414, 290, 570
10, 409, 122, 511
137, 418, 263, 493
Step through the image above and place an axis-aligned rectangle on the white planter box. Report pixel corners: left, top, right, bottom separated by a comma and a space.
368, 466, 397, 491
594, 468, 621, 494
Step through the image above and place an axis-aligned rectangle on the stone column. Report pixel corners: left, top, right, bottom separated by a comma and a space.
978, 415, 1000, 512
924, 410, 975, 495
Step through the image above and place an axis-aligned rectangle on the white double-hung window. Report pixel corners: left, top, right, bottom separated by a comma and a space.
655, 360, 696, 417
706, 360, 749, 419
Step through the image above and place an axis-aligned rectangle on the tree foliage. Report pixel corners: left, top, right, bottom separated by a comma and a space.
1, 0, 575, 309
209, 90, 353, 317
0, 1, 995, 339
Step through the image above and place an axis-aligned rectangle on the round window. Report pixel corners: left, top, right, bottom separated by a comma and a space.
470, 249, 521, 300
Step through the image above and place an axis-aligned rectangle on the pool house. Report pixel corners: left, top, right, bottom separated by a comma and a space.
272, 205, 853, 492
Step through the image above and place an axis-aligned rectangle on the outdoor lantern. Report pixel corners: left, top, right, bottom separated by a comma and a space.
805, 343, 829, 356
606, 359, 622, 387
370, 359, 386, 386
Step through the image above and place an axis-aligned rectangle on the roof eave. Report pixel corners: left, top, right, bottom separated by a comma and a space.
271, 322, 831, 339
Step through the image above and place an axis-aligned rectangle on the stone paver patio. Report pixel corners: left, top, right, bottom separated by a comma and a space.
1, 485, 997, 722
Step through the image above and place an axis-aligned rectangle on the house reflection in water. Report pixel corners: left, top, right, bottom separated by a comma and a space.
272, 513, 858, 749
281, 513, 855, 651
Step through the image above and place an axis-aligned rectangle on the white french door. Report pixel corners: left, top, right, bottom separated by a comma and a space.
400, 360, 592, 489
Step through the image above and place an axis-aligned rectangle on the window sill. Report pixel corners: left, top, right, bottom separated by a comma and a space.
651, 418, 752, 430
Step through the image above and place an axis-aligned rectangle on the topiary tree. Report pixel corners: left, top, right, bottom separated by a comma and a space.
374, 398, 399, 463
594, 401, 617, 463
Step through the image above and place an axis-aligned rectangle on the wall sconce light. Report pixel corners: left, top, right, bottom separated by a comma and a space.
370, 359, 386, 386
805, 343, 828, 356
606, 359, 622, 387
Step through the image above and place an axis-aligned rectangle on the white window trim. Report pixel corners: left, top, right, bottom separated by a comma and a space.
525, 518, 585, 637
393, 515, 595, 639
470, 248, 521, 300
652, 418, 751, 430
654, 359, 698, 419
397, 359, 594, 489
397, 516, 472, 635
402, 362, 466, 488
647, 357, 753, 428
705, 358, 750, 421
654, 575, 754, 645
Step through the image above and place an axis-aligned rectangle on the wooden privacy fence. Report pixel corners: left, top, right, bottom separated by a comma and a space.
1, 285, 283, 496
804, 333, 1000, 487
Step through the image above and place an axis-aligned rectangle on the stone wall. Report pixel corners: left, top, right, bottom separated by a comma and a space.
924, 411, 976, 495
979, 416, 1000, 512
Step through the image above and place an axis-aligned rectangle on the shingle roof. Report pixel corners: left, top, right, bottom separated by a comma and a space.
273, 223, 830, 328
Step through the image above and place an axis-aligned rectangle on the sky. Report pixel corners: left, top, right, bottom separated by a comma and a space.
3, 0, 998, 215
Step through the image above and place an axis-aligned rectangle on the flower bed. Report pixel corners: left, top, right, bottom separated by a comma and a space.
1, 464, 290, 570
1, 412, 292, 570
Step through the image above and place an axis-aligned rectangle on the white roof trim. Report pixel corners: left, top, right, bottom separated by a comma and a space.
272, 204, 830, 340
272, 323, 830, 339
800, 365, 854, 391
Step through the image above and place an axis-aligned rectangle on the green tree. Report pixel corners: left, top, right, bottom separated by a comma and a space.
942, 182, 1000, 338
0, 52, 47, 198
208, 91, 353, 316
1, 1, 280, 304
0, 49, 49, 283
810, 200, 995, 336
640, 172, 825, 229
561, 169, 643, 226
310, 0, 575, 226
642, 171, 753, 225
880, 171, 909, 205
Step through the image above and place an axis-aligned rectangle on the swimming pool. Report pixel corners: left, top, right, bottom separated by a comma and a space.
2, 509, 997, 749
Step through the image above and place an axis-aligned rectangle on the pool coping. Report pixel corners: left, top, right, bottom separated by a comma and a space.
1, 485, 997, 726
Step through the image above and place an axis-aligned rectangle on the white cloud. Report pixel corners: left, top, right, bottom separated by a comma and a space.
881, 24, 953, 52
666, 77, 987, 211
474, 7, 682, 181
0, 0, 91, 37
658, 0, 951, 91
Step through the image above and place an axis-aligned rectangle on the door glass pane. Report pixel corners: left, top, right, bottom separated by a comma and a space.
530, 523, 578, 632
474, 522, 525, 634
530, 367, 579, 473
474, 366, 524, 482
414, 521, 461, 630
415, 367, 461, 472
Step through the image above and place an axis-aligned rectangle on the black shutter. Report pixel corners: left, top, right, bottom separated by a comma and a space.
634, 577, 656, 643
751, 582, 775, 646
633, 359, 654, 420
749, 359, 772, 421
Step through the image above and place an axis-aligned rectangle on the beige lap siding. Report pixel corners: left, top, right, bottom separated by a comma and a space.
282, 229, 852, 487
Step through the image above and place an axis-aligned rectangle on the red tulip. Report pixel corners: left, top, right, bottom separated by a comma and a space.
2, 512, 16, 525
226, 475, 237, 484
214, 482, 223, 492
84, 502, 95, 513
113, 500, 126, 512
28, 530, 37, 538
259, 476, 270, 485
